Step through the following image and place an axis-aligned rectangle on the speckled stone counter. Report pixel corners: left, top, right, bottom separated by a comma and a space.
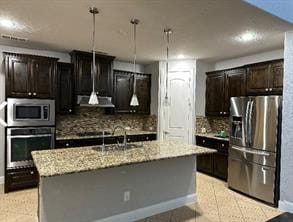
196, 133, 229, 141
32, 140, 216, 177
56, 130, 156, 140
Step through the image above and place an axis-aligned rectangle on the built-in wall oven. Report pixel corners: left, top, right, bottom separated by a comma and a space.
7, 127, 55, 168
7, 98, 55, 127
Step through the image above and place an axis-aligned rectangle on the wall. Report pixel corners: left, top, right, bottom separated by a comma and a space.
279, 31, 293, 213
113, 60, 144, 73
195, 60, 214, 116
0, 44, 145, 181
215, 49, 284, 70
144, 62, 159, 116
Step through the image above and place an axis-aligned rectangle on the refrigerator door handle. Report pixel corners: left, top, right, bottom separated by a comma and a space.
245, 101, 251, 145
248, 100, 254, 144
231, 146, 271, 156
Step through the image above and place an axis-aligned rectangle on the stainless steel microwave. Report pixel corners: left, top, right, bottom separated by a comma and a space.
7, 98, 55, 127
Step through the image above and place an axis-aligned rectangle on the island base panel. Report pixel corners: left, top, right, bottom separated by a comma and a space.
39, 156, 197, 222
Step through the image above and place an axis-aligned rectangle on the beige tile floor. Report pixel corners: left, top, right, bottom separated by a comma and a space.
0, 173, 282, 222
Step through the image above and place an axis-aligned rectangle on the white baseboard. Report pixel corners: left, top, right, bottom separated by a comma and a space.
97, 193, 197, 222
279, 200, 293, 213
0, 176, 4, 184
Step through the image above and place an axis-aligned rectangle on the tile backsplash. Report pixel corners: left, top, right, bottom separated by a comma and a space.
56, 107, 157, 137
196, 116, 229, 134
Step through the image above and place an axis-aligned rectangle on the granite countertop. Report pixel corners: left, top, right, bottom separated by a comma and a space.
56, 130, 157, 140
196, 133, 229, 141
32, 140, 216, 178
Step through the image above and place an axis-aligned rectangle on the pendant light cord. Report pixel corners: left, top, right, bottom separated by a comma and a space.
133, 21, 137, 94
164, 29, 171, 100
91, 8, 98, 94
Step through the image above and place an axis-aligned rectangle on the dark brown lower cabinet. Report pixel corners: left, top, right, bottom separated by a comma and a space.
213, 152, 228, 180
5, 167, 38, 193
196, 136, 229, 181
197, 154, 213, 175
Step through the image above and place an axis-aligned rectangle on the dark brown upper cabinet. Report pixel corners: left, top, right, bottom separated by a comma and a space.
70, 50, 115, 97
4, 52, 58, 99
56, 62, 74, 114
223, 68, 246, 113
113, 70, 151, 114
206, 68, 246, 116
246, 60, 283, 95
205, 71, 225, 116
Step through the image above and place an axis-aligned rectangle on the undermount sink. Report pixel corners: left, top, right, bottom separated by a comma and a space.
94, 143, 143, 152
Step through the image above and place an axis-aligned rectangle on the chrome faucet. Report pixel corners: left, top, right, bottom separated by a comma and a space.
112, 125, 128, 148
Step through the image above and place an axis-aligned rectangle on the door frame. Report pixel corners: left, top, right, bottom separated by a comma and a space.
157, 60, 196, 144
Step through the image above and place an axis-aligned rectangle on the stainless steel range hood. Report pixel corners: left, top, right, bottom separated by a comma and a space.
77, 95, 115, 108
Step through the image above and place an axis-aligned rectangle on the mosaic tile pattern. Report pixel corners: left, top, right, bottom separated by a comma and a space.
0, 173, 282, 222
196, 116, 230, 134
56, 107, 157, 138
32, 141, 216, 177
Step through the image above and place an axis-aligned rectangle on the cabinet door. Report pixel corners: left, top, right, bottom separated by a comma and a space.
97, 58, 113, 96
57, 63, 74, 114
31, 59, 56, 98
5, 55, 32, 97
135, 74, 151, 114
247, 64, 270, 94
114, 72, 133, 113
77, 57, 92, 95
206, 72, 225, 116
270, 61, 283, 93
224, 69, 246, 114
197, 154, 213, 174
213, 152, 228, 180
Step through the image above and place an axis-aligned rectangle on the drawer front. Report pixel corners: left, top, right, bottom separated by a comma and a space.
217, 141, 229, 153
6, 168, 38, 192
196, 136, 216, 148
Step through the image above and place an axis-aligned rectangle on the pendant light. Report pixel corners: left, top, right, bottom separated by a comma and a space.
164, 28, 172, 105
88, 7, 99, 105
130, 19, 140, 107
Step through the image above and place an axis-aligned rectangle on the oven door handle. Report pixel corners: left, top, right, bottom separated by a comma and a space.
8, 134, 53, 138
0, 101, 7, 127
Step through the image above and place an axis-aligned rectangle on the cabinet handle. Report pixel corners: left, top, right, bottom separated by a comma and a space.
269, 88, 273, 91
146, 137, 149, 140
69, 109, 72, 113
28, 92, 32, 96
265, 88, 269, 92
33, 92, 37, 96
127, 138, 130, 142
220, 112, 223, 115
223, 112, 226, 115
30, 171, 34, 175
222, 144, 225, 147
66, 143, 69, 147
133, 110, 136, 113
202, 140, 205, 143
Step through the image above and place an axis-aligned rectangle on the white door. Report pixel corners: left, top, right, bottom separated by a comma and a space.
162, 70, 193, 143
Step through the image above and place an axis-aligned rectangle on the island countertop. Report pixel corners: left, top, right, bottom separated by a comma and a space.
32, 140, 216, 178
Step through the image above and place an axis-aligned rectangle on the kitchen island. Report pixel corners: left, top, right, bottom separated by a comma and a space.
32, 140, 216, 222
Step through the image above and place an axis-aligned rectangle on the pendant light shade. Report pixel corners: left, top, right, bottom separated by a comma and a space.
130, 19, 140, 107
164, 28, 172, 104
88, 7, 99, 105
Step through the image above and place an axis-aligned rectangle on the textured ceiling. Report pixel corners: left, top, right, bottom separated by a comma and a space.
0, 0, 292, 64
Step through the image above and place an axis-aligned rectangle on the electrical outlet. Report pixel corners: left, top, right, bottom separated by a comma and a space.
124, 191, 130, 201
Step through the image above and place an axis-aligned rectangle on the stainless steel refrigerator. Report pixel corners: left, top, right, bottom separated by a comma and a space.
228, 96, 282, 205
